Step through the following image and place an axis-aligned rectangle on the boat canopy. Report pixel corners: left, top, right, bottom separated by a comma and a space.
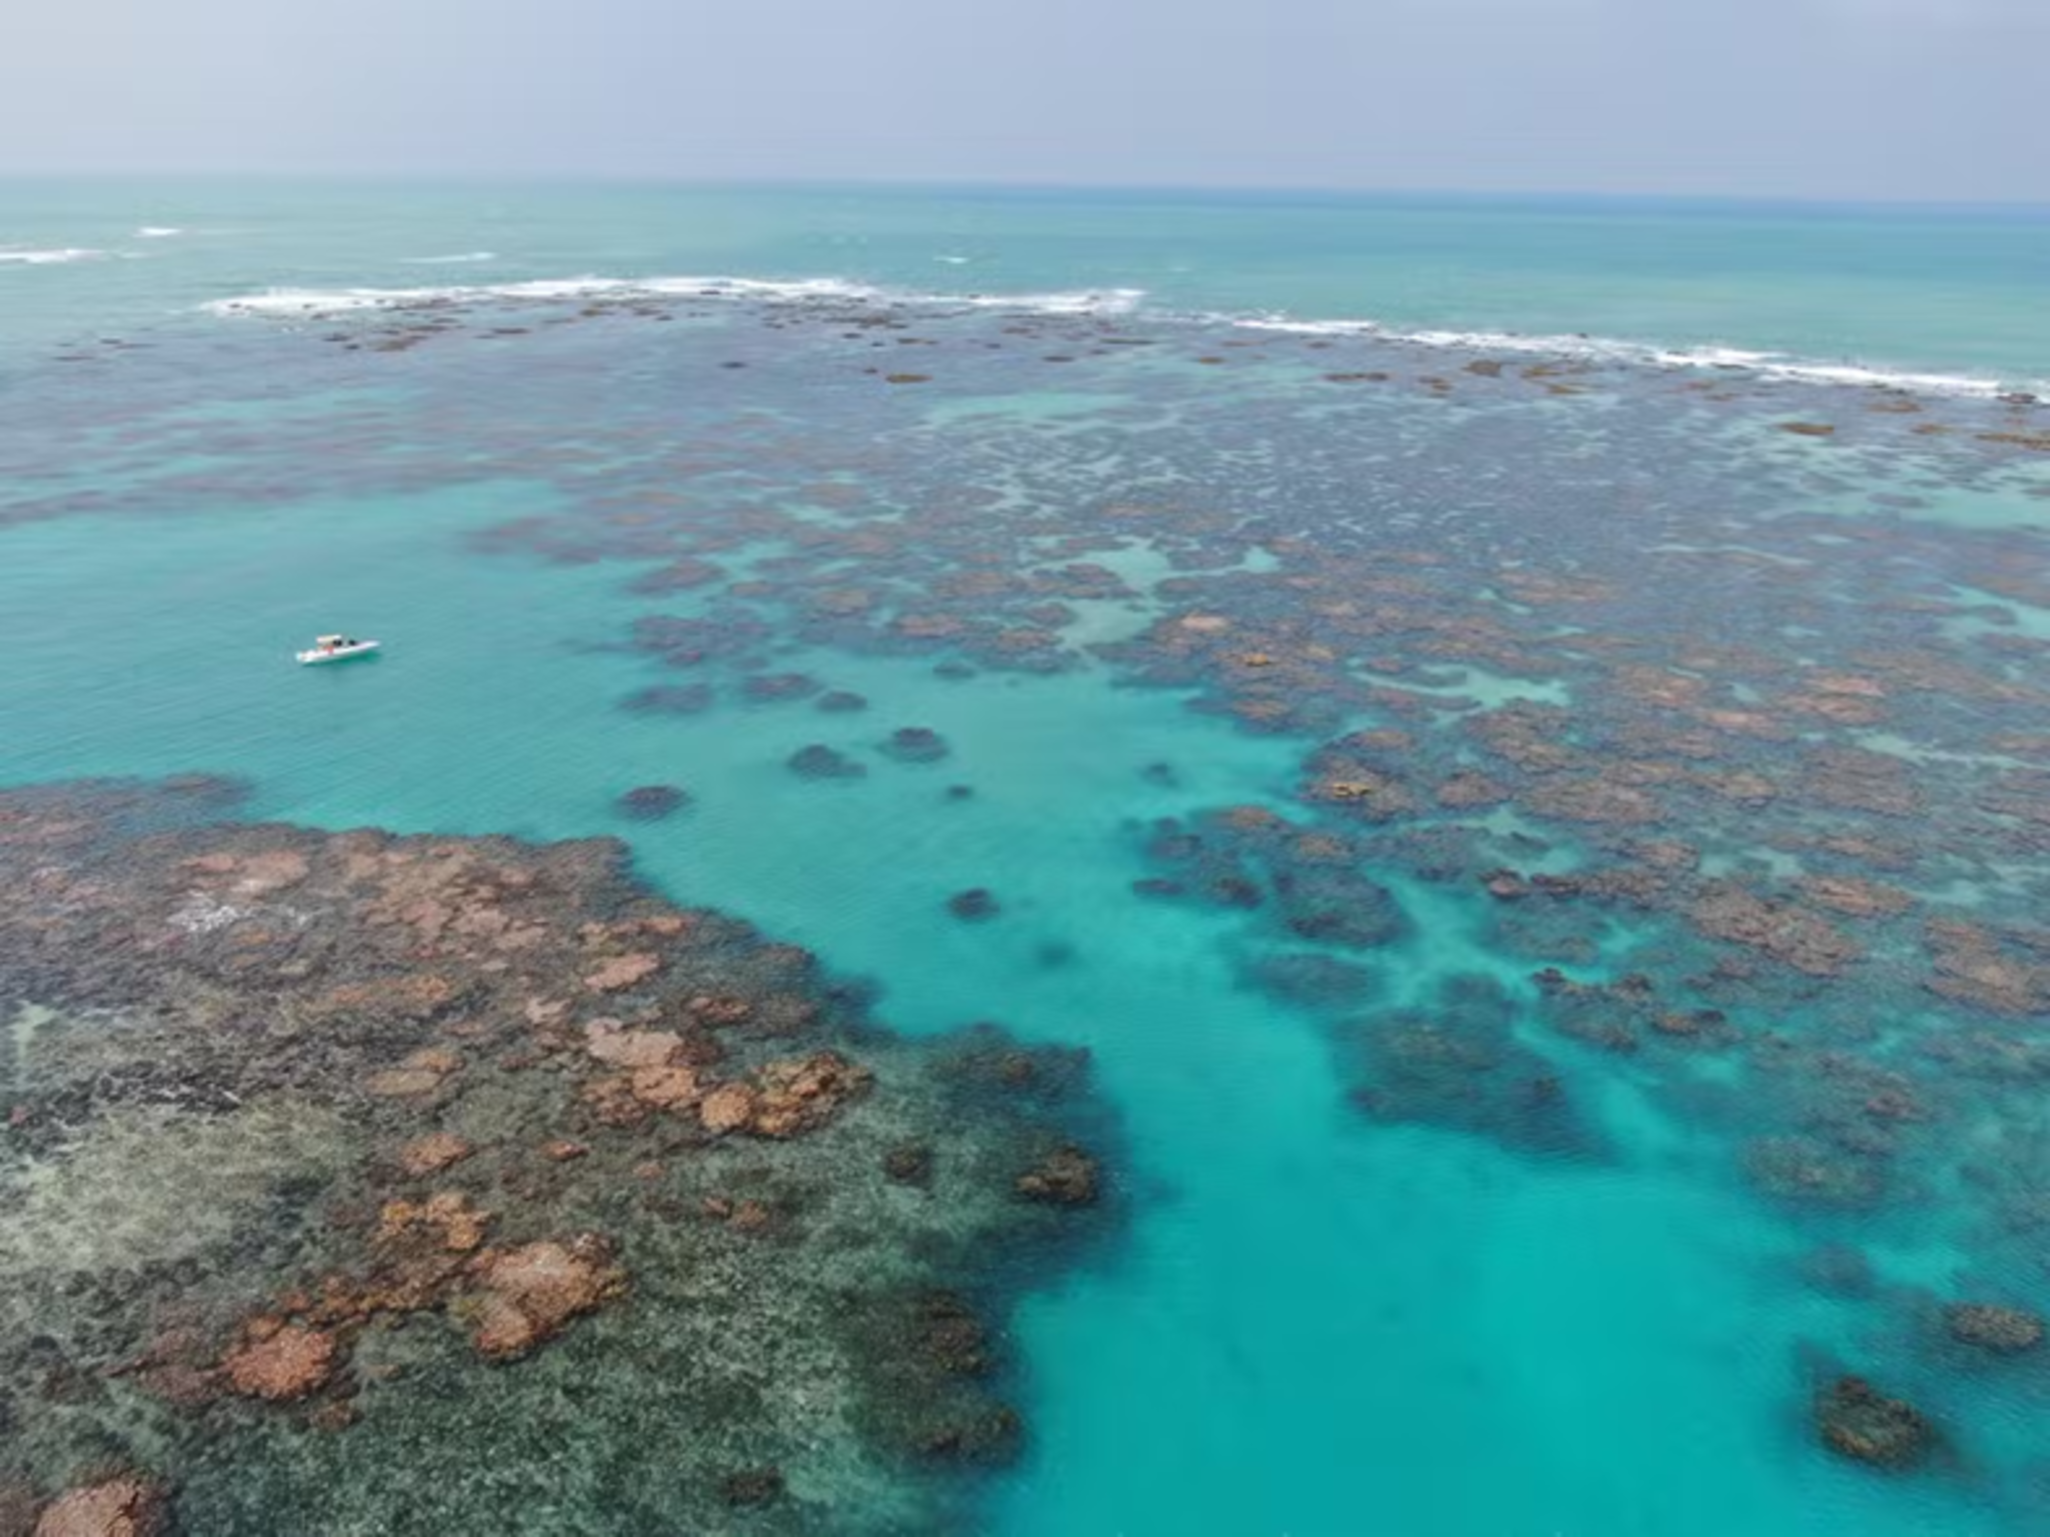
316, 634, 346, 645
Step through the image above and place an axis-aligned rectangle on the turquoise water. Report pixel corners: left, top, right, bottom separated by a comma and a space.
4, 183, 2050, 1534
4, 180, 2049, 386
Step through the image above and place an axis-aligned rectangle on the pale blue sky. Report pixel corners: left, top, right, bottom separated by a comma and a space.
3, 0, 2042, 201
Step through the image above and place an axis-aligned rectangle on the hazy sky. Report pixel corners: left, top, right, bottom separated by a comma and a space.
3, 0, 2042, 201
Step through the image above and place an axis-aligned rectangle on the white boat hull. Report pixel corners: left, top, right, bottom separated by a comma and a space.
296, 641, 381, 665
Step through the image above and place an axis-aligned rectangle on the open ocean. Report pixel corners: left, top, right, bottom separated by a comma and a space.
3, 180, 2049, 1535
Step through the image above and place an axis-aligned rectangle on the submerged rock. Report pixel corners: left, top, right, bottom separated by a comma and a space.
883, 726, 950, 763
1945, 1302, 2044, 1354
1, 1485, 36, 1536
717, 1468, 785, 1507
1016, 1145, 1100, 1205
467, 1237, 626, 1360
787, 743, 867, 779
742, 671, 821, 703
1272, 866, 1408, 950
1242, 951, 1383, 1010
1815, 1376, 1935, 1468
398, 1131, 474, 1176
884, 1142, 935, 1186
220, 1322, 338, 1402
615, 784, 689, 820
1797, 1245, 1875, 1298
840, 1289, 1026, 1467
1744, 1137, 1886, 1209
1689, 882, 1860, 977
1344, 974, 1601, 1160
746, 1051, 873, 1138
619, 683, 715, 715
583, 952, 663, 992
948, 888, 1001, 921
30, 1478, 166, 1537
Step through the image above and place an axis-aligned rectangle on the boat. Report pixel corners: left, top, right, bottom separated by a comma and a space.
296, 634, 381, 665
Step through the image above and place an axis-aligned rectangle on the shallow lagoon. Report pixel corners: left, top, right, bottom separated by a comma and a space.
2, 276, 2049, 1533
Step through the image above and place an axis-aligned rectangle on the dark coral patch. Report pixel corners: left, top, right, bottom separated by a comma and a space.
620, 683, 715, 715
616, 784, 690, 820
743, 672, 822, 703
1341, 975, 1602, 1161
787, 744, 867, 780
883, 727, 950, 764
1815, 1377, 1936, 1468
947, 889, 1001, 922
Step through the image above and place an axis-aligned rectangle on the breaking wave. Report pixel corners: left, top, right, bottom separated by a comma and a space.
201, 270, 2035, 399
0, 248, 107, 265
1229, 314, 2029, 401
203, 273, 1148, 320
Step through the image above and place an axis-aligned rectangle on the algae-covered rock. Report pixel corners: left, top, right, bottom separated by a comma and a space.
787, 743, 866, 780
882, 727, 950, 764
1016, 1145, 1100, 1206
614, 785, 688, 821
30, 1478, 166, 1537
0, 779, 1118, 1536
1815, 1376, 1935, 1468
221, 1323, 338, 1402
467, 1237, 626, 1360
1945, 1302, 2044, 1354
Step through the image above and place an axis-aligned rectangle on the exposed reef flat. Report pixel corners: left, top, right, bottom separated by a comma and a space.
0, 780, 1113, 1534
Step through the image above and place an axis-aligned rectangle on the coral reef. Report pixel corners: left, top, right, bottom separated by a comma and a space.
27, 1478, 166, 1537
614, 785, 689, 821
786, 744, 866, 780
1340, 975, 1601, 1160
0, 781, 1115, 1534
946, 889, 1001, 922
1944, 1303, 2043, 1354
882, 727, 950, 764
20, 266, 2050, 1515
1814, 1377, 1935, 1468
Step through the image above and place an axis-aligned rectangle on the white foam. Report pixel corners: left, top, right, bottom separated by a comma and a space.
1231, 314, 2031, 400
135, 226, 183, 239
199, 270, 2030, 399
402, 251, 498, 265
204, 273, 1147, 321
0, 247, 106, 266
957, 287, 1145, 315
935, 254, 971, 265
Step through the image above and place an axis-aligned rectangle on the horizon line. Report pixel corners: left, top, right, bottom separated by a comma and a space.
0, 169, 2045, 215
